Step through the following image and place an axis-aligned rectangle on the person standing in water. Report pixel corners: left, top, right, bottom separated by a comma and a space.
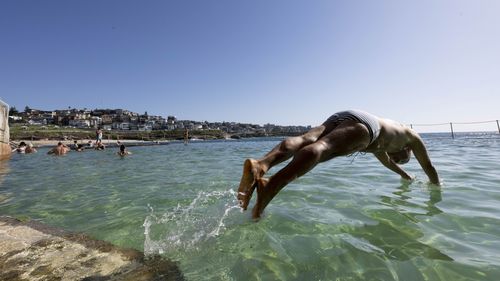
237, 110, 440, 219
184, 128, 189, 145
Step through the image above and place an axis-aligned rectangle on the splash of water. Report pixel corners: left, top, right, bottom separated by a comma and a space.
143, 189, 242, 257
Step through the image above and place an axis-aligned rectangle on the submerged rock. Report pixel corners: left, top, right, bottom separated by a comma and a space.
0, 216, 184, 281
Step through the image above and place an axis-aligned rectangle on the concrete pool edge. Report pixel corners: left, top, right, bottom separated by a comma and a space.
0, 216, 184, 281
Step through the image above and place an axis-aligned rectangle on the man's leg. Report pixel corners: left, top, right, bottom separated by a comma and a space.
252, 122, 371, 218
237, 125, 328, 210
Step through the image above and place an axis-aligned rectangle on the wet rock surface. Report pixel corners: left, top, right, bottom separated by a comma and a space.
0, 216, 184, 281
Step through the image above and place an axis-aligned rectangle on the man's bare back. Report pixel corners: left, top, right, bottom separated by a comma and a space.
47, 142, 70, 156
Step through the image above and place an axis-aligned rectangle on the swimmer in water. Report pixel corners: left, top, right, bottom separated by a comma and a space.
25, 143, 37, 153
237, 110, 440, 219
47, 142, 70, 156
13, 141, 27, 153
71, 140, 83, 152
117, 144, 131, 156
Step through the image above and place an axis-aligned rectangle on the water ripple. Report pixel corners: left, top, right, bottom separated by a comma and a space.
2, 136, 500, 280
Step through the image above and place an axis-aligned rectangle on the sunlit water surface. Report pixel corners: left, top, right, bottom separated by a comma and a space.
1, 133, 500, 280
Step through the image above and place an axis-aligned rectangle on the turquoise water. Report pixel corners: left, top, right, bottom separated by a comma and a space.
1, 133, 500, 280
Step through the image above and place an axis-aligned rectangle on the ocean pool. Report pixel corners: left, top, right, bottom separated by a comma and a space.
1, 134, 500, 280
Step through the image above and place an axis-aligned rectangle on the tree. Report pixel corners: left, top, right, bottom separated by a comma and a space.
9, 106, 19, 116
24, 106, 31, 113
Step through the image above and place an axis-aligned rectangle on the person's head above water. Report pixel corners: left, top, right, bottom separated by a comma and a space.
388, 147, 412, 165
120, 144, 126, 152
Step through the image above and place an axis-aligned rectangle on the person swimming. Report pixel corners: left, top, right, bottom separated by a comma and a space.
13, 141, 27, 153
47, 142, 70, 156
25, 143, 37, 153
71, 140, 83, 152
237, 110, 440, 219
117, 144, 131, 156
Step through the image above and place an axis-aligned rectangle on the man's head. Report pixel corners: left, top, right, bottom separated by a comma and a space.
388, 147, 412, 164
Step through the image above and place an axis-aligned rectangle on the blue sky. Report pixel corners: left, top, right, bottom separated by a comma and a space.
1, 0, 499, 132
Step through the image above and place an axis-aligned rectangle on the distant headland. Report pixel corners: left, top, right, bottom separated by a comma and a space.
8, 106, 311, 141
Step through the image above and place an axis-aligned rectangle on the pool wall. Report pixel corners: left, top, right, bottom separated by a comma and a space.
0, 216, 184, 281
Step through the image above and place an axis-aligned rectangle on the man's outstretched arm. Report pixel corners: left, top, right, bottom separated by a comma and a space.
409, 136, 440, 185
374, 152, 413, 180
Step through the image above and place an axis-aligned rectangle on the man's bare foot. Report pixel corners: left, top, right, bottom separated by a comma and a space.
252, 177, 270, 219
237, 159, 262, 210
